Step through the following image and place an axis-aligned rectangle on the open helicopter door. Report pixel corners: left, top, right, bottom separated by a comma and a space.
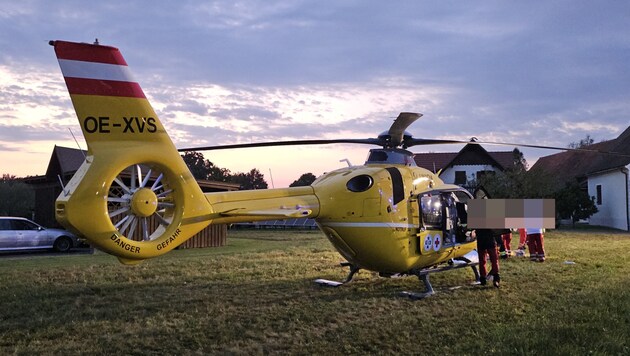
416, 185, 473, 254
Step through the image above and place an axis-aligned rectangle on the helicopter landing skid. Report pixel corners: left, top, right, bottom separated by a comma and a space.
400, 258, 480, 300
314, 262, 360, 287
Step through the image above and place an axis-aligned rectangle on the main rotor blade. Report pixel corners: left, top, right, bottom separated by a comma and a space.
470, 140, 630, 158
177, 138, 382, 152
404, 138, 469, 147
388, 112, 422, 147
406, 138, 630, 158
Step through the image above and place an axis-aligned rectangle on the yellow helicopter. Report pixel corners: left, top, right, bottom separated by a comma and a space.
49, 40, 618, 299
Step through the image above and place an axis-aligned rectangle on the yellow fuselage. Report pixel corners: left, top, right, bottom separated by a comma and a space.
205, 164, 475, 274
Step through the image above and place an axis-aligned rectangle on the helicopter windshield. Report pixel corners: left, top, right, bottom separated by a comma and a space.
420, 194, 442, 229
365, 149, 417, 166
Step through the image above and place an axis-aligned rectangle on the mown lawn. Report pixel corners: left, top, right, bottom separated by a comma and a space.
0, 229, 629, 355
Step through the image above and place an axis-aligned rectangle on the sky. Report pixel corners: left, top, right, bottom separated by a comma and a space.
1, 1, 629, 187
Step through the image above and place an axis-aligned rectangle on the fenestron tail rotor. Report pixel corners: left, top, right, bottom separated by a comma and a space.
107, 164, 177, 242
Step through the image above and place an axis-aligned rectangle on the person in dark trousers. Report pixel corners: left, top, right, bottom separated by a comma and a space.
526, 227, 546, 262
475, 228, 504, 288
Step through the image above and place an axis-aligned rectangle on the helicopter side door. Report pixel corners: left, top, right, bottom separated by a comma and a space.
442, 193, 459, 247
417, 194, 443, 254
417, 191, 470, 254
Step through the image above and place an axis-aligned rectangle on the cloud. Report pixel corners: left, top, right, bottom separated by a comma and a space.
143, 77, 452, 149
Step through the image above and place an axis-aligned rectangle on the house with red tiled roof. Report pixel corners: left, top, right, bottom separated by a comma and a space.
414, 143, 517, 187
531, 126, 630, 231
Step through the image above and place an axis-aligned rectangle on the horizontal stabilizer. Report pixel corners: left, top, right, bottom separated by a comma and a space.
220, 208, 312, 218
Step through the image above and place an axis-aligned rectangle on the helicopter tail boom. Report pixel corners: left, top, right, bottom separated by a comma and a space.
51, 40, 213, 264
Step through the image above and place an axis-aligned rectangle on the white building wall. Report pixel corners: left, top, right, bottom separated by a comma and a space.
440, 164, 500, 185
588, 166, 630, 231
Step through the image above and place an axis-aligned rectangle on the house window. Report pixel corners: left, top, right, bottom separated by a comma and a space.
596, 185, 602, 205
454, 171, 467, 185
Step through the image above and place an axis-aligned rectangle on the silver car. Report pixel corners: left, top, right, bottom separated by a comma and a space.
0, 217, 82, 252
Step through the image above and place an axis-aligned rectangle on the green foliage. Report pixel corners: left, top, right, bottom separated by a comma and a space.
554, 181, 598, 225
475, 148, 557, 199
181, 151, 210, 179
511, 147, 528, 172
231, 168, 268, 190
181, 151, 267, 188
568, 135, 595, 149
479, 139, 603, 222
477, 167, 555, 199
477, 162, 597, 225
289, 172, 317, 187
0, 175, 34, 217
1, 230, 630, 354
181, 151, 231, 181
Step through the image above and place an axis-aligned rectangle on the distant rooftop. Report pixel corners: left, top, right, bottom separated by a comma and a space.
414, 143, 516, 173
530, 126, 630, 184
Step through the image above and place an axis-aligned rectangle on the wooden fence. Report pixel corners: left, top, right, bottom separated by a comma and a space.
111, 214, 227, 248
177, 224, 227, 249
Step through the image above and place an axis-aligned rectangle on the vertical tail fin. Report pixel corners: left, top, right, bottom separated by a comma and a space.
52, 40, 164, 148
51, 40, 213, 264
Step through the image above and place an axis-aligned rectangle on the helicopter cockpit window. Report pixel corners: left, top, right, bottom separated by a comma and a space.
365, 149, 418, 166
367, 150, 388, 162
420, 195, 442, 229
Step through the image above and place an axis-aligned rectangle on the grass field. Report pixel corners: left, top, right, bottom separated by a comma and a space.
1, 229, 629, 355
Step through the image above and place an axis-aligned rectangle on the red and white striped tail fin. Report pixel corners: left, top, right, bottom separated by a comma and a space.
54, 40, 146, 97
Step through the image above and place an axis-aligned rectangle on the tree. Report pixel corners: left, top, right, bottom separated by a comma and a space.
181, 151, 268, 189
289, 173, 317, 187
181, 151, 211, 180
0, 175, 34, 218
232, 169, 268, 190
207, 166, 232, 182
181, 151, 231, 181
568, 135, 595, 149
511, 148, 528, 172
554, 181, 598, 227
476, 164, 555, 199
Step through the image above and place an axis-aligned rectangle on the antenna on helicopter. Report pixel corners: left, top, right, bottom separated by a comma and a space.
268, 168, 275, 188
68, 128, 87, 160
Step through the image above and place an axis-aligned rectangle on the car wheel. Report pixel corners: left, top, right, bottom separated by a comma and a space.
53, 236, 72, 252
